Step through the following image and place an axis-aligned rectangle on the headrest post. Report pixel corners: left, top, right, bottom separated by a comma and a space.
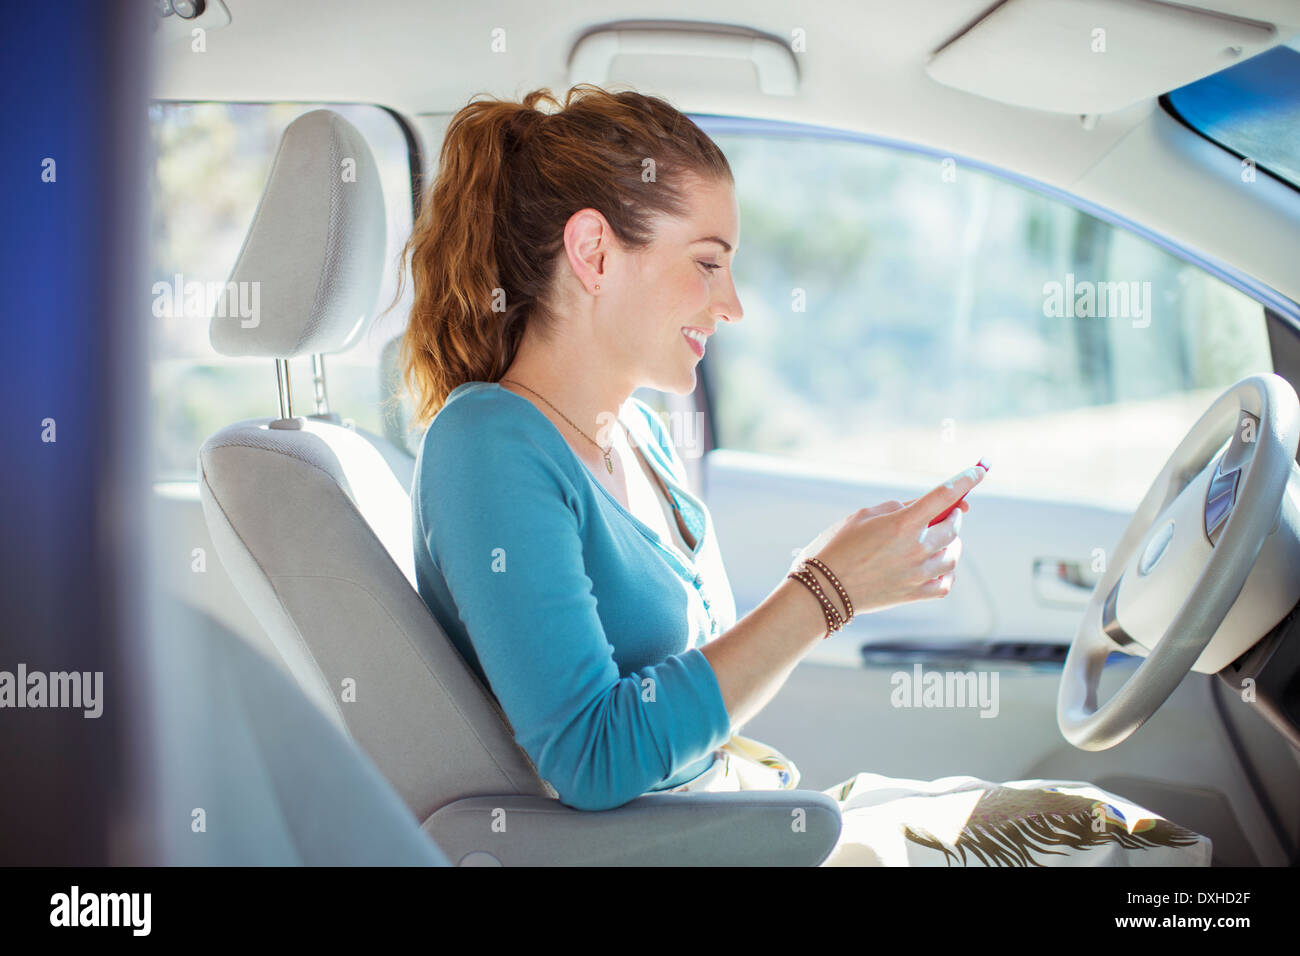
311, 353, 331, 416
275, 359, 294, 419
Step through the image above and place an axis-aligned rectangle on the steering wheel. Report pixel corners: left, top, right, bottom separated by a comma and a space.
1058, 373, 1300, 751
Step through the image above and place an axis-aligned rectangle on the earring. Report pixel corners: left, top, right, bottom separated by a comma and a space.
594, 284, 600, 291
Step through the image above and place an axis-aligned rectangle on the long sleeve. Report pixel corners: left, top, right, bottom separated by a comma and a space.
417, 402, 733, 811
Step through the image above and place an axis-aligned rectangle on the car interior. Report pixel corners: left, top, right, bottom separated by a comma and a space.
6, 0, 1300, 870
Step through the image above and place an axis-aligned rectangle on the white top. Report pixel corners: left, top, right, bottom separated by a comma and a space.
633, 444, 695, 558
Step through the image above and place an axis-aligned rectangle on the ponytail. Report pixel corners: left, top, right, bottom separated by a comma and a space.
387, 84, 731, 431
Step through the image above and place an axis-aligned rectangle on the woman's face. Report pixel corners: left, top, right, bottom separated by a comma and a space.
605, 175, 744, 395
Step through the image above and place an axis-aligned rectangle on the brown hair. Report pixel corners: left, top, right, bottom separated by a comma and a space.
389, 84, 732, 431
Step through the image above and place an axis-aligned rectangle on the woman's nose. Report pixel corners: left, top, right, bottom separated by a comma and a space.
715, 281, 743, 324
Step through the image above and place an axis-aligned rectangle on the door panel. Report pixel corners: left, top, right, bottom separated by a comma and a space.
704, 448, 1130, 665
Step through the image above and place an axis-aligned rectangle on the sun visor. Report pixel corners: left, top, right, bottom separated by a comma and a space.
926, 0, 1278, 114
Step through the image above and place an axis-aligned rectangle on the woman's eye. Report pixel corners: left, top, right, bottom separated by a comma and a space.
698, 261, 722, 273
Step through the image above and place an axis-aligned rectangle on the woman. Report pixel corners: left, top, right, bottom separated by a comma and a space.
396, 85, 1209, 866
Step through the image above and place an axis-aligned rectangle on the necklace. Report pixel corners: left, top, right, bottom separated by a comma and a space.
502, 378, 717, 635
500, 378, 620, 474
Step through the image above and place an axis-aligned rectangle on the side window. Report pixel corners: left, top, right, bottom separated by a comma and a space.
147, 102, 416, 481
703, 132, 1273, 509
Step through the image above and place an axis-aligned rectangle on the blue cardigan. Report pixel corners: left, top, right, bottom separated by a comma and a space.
412, 381, 737, 811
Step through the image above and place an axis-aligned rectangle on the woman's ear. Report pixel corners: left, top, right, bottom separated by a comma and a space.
562, 207, 610, 296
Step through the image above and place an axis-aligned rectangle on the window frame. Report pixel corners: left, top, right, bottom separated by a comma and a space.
378, 103, 428, 222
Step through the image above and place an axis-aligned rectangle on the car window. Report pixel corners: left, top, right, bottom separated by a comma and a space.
698, 125, 1274, 509
147, 102, 415, 481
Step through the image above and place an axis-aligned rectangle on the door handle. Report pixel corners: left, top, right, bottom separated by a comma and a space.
1032, 558, 1099, 608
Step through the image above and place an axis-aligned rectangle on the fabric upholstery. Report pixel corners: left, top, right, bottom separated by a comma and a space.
198, 417, 557, 825
209, 109, 386, 358
150, 600, 450, 866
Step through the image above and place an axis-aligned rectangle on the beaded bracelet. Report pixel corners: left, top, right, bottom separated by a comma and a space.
787, 567, 845, 638
804, 556, 854, 625
788, 568, 841, 636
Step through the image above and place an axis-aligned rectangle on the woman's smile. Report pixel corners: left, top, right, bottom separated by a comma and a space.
681, 326, 711, 358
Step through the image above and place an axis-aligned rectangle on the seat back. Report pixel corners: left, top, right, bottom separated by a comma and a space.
197, 109, 551, 824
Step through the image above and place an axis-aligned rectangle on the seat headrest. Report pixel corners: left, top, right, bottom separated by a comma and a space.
210, 110, 387, 358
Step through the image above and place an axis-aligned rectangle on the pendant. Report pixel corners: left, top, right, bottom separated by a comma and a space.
604, 453, 614, 473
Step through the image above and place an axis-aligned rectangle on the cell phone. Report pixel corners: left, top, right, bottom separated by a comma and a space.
927, 457, 990, 527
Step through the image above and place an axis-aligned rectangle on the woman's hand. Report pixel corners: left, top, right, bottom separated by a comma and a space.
794, 466, 985, 615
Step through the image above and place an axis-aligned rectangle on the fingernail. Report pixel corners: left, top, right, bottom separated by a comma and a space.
944, 466, 980, 489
